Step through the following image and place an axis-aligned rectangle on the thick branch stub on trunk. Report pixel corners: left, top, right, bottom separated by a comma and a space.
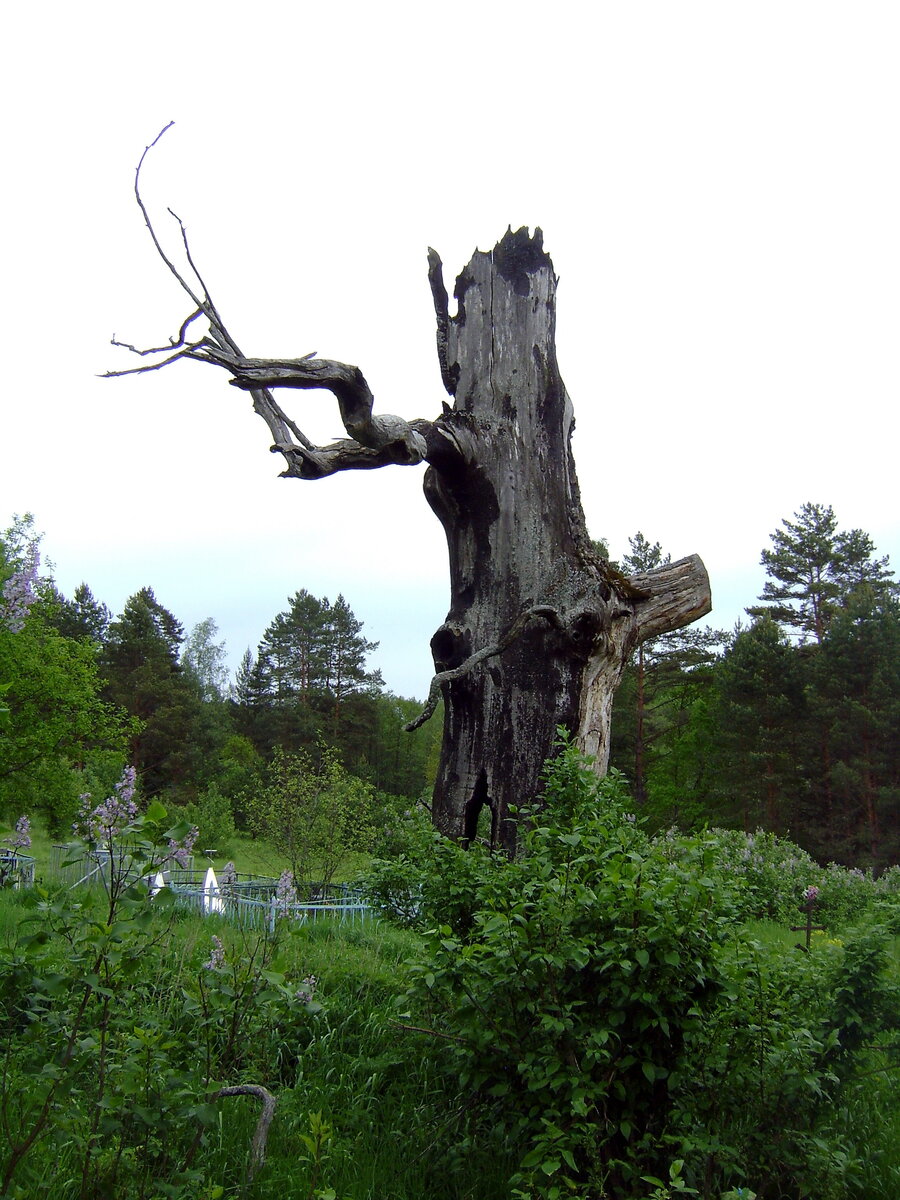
628, 554, 713, 644
576, 554, 712, 768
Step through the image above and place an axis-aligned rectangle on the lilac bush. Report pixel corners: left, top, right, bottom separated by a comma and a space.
814, 861, 876, 927
653, 825, 889, 930
219, 860, 237, 898
654, 826, 820, 923
295, 974, 317, 1005
203, 934, 226, 971
75, 766, 139, 844
274, 868, 298, 917
166, 824, 199, 869
0, 542, 39, 633
7, 816, 31, 850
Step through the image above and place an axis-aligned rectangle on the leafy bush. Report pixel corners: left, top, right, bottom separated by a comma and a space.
403, 738, 730, 1197
0, 782, 327, 1198
246, 743, 375, 889
171, 780, 236, 854
655, 826, 820, 924
655, 825, 890, 932
673, 910, 900, 1199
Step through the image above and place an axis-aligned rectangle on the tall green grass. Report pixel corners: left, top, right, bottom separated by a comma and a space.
1, 837, 898, 1198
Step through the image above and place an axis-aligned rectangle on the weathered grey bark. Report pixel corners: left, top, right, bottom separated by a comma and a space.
109, 145, 710, 853
420, 229, 710, 850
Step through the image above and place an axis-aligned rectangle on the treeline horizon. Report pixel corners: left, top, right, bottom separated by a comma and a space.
2, 501, 898, 872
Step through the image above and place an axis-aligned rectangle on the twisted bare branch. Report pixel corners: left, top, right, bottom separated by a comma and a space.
105, 123, 435, 477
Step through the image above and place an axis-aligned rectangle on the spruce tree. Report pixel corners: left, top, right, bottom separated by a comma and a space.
43, 583, 111, 644
102, 588, 205, 797
806, 588, 900, 866
710, 617, 808, 833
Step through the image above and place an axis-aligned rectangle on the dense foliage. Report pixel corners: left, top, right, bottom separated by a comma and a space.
373, 741, 900, 1199
2, 745, 898, 1198
0, 515, 439, 845
609, 506, 900, 869
3, 501, 898, 1196
3, 503, 897, 870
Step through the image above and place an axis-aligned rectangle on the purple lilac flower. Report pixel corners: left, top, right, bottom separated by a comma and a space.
203, 934, 226, 971
75, 766, 139, 843
275, 869, 298, 917
166, 825, 199, 869
295, 975, 317, 1004
803, 885, 820, 903
0, 543, 40, 633
8, 816, 31, 850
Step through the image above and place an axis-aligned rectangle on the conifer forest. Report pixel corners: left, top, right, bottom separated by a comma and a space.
1, 502, 896, 869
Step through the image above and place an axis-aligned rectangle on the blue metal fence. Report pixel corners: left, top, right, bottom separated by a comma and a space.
166, 883, 371, 931
0, 851, 35, 889
45, 847, 371, 930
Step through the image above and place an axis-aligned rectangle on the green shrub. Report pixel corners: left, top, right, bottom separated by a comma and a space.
403, 737, 730, 1197
172, 780, 236, 854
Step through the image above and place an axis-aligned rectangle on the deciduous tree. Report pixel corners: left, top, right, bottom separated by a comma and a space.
246, 744, 375, 890
0, 530, 126, 830
181, 616, 230, 701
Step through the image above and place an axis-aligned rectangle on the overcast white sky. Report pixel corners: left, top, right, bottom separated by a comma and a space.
2, 2, 898, 698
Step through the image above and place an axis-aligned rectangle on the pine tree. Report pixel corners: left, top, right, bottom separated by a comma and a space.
748, 502, 897, 642
617, 534, 669, 803
259, 590, 331, 702
247, 590, 383, 757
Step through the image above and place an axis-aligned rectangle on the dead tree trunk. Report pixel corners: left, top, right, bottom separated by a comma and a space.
421, 229, 710, 850
109, 138, 710, 854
